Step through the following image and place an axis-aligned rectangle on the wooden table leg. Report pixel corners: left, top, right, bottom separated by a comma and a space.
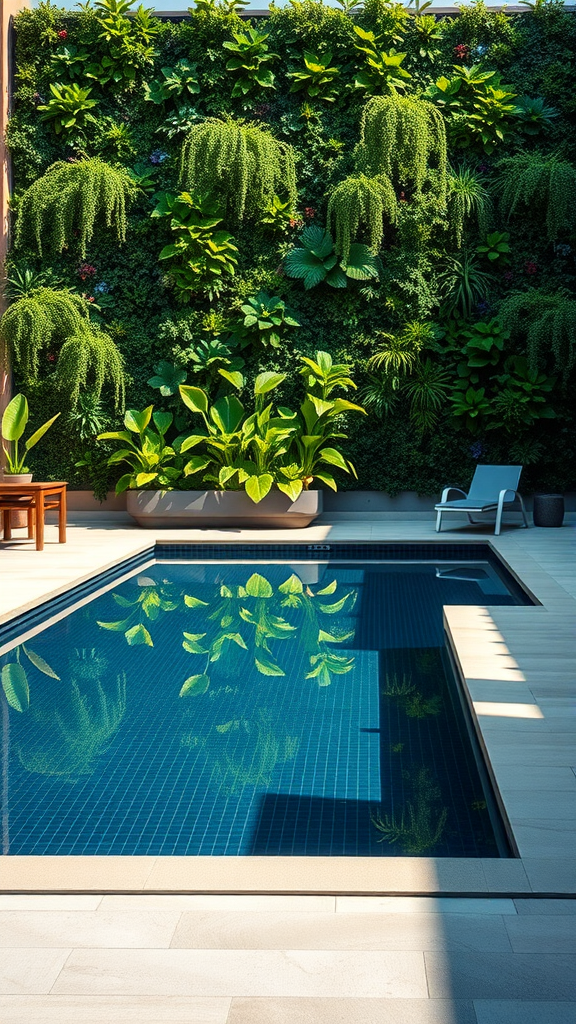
3, 509, 12, 540
27, 506, 35, 539
36, 491, 45, 551
58, 486, 67, 543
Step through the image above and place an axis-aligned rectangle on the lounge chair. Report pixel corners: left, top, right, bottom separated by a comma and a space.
435, 464, 528, 536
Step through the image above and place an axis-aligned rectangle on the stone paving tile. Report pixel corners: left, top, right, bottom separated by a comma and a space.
513, 899, 576, 915
226, 997, 478, 1024
523, 859, 576, 893
0, 948, 72, 995
474, 1001, 576, 1024
101, 895, 336, 913
335, 897, 516, 915
512, 821, 576, 858
0, 910, 182, 949
0, 995, 231, 1023
425, 952, 576, 1000
170, 911, 512, 952
503, 915, 576, 953
0, 896, 103, 911
480, 861, 531, 894
52, 948, 428, 998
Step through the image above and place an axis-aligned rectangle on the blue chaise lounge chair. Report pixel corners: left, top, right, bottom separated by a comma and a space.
435, 464, 528, 536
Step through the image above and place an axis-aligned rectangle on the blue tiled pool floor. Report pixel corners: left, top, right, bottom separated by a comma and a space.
1, 551, 527, 858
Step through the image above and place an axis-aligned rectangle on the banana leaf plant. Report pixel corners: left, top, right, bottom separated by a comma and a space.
178, 350, 366, 503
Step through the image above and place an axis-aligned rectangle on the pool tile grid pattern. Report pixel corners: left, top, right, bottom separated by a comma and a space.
1, 515, 575, 895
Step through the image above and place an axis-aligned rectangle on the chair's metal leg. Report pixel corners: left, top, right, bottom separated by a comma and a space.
518, 494, 529, 528
495, 494, 505, 536
436, 510, 442, 532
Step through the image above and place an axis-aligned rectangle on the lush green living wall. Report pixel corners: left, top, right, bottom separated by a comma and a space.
3, 0, 576, 496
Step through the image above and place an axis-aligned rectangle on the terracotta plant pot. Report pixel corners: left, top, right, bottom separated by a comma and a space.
3, 473, 33, 529
126, 488, 323, 529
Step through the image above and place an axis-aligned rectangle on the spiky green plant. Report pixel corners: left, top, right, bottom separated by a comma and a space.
447, 167, 491, 247
179, 118, 296, 223
497, 151, 576, 241
327, 174, 398, 262
15, 158, 137, 257
357, 93, 447, 202
498, 289, 576, 381
438, 253, 494, 318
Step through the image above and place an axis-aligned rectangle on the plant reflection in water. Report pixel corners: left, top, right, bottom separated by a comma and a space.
372, 766, 449, 855
14, 649, 126, 779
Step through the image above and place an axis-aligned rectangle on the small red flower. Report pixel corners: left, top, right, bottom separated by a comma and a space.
58, 29, 68, 40
289, 217, 304, 229
87, 296, 95, 303
78, 263, 97, 281
47, 352, 56, 363
524, 260, 538, 275
304, 207, 316, 219
453, 43, 470, 61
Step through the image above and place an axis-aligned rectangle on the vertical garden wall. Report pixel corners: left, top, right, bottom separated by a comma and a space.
2, 0, 575, 498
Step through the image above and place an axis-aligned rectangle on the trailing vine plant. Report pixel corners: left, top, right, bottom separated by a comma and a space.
497, 151, 576, 241
498, 289, 576, 381
327, 174, 398, 261
179, 118, 297, 223
0, 289, 125, 409
15, 158, 137, 257
357, 94, 448, 203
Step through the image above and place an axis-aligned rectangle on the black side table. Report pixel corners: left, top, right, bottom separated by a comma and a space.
533, 493, 565, 528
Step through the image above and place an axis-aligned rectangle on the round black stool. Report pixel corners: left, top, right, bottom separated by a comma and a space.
533, 493, 565, 528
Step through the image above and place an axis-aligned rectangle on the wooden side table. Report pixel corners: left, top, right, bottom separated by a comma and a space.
0, 481, 67, 551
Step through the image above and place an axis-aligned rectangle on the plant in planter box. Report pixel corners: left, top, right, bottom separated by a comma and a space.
178, 351, 365, 502
1, 393, 60, 477
98, 406, 184, 494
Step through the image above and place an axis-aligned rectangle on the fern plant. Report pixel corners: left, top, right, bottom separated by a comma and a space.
498, 289, 576, 381
179, 118, 296, 223
497, 151, 576, 241
0, 289, 125, 409
357, 94, 447, 202
447, 167, 491, 247
15, 158, 137, 257
327, 174, 397, 262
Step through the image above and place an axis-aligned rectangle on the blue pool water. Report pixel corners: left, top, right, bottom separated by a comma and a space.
0, 545, 530, 858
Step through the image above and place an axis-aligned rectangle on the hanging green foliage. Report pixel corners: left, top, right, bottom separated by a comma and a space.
57, 330, 126, 410
498, 289, 576, 381
179, 118, 297, 223
0, 288, 88, 379
327, 173, 398, 261
357, 94, 447, 202
0, 288, 125, 408
15, 158, 137, 257
497, 151, 576, 241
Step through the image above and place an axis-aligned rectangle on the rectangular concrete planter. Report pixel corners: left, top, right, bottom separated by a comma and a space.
126, 488, 323, 529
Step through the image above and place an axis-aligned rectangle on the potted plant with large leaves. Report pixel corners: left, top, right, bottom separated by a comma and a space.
1, 394, 60, 528
103, 351, 365, 528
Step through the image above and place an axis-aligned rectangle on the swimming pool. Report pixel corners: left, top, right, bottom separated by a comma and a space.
0, 544, 531, 859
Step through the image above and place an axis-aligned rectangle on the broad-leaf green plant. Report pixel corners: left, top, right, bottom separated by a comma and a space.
98, 405, 183, 493
1, 394, 60, 475
223, 26, 278, 98
37, 83, 97, 136
353, 26, 411, 94
288, 51, 341, 103
284, 225, 380, 290
238, 292, 300, 350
